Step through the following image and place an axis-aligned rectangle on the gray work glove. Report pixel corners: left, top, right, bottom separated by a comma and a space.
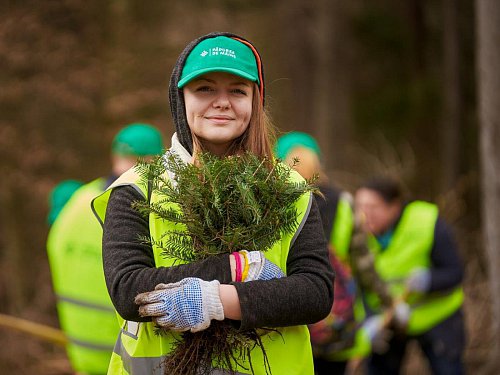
406, 268, 431, 293
239, 250, 285, 281
135, 277, 224, 333
362, 315, 393, 354
392, 301, 410, 329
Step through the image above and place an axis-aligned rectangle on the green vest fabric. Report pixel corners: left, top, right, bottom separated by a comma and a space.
47, 178, 120, 374
92, 166, 316, 375
365, 201, 464, 335
329, 193, 354, 261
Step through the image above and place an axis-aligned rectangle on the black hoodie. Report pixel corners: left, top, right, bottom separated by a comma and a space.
101, 32, 334, 330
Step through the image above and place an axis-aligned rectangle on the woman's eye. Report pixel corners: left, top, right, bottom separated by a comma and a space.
232, 89, 247, 95
196, 86, 214, 92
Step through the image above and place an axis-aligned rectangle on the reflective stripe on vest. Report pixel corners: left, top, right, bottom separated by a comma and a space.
365, 201, 463, 335
57, 294, 116, 312
48, 178, 120, 374
110, 328, 251, 375
92, 165, 315, 375
68, 337, 115, 351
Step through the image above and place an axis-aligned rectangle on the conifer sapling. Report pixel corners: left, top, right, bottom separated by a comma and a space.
133, 151, 317, 375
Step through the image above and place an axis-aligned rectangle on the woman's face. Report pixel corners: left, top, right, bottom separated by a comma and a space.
355, 188, 401, 235
183, 72, 254, 156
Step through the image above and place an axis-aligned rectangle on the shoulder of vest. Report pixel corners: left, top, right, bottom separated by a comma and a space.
395, 200, 439, 235
106, 166, 147, 199
286, 167, 312, 207
50, 178, 106, 230
91, 167, 149, 227
62, 178, 105, 209
405, 200, 439, 215
338, 191, 354, 209
79, 178, 106, 193
282, 163, 305, 183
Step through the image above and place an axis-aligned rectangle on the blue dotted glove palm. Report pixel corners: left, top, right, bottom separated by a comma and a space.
406, 268, 431, 293
135, 277, 224, 333
240, 250, 285, 281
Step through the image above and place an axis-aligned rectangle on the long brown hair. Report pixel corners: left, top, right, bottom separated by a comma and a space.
191, 82, 276, 160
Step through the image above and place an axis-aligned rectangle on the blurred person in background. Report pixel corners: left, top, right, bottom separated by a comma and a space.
354, 176, 465, 375
47, 179, 84, 226
275, 131, 369, 375
46, 123, 164, 375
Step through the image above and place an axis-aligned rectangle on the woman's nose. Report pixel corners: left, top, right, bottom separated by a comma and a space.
213, 93, 230, 109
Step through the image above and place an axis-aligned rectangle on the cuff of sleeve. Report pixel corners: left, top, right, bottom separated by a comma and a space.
204, 280, 225, 322
246, 251, 264, 281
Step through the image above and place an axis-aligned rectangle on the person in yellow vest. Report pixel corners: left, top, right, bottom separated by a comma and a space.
47, 180, 84, 226
354, 176, 465, 375
92, 32, 334, 374
275, 131, 370, 374
47, 123, 164, 375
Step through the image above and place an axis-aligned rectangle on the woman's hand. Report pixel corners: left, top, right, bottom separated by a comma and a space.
135, 277, 224, 332
230, 250, 285, 282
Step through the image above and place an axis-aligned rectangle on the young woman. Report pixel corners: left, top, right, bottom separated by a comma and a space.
93, 32, 334, 374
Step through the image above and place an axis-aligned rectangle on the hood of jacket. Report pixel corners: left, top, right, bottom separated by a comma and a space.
168, 31, 265, 155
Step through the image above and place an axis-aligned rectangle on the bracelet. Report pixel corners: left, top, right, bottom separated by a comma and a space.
233, 252, 242, 282
240, 251, 250, 281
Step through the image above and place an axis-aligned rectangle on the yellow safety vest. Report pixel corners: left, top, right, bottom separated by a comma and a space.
329, 192, 354, 261
47, 178, 119, 374
92, 165, 316, 375
364, 201, 464, 335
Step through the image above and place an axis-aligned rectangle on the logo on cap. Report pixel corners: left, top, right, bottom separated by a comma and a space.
200, 47, 237, 59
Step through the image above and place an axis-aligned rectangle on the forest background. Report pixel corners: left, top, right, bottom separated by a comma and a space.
0, 0, 498, 374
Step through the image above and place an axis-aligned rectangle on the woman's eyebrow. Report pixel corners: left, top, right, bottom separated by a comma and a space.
193, 77, 250, 87
194, 78, 215, 84
231, 81, 251, 87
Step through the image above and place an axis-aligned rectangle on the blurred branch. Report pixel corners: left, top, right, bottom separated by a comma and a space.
0, 313, 67, 347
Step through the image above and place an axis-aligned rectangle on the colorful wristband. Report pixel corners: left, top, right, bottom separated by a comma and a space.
240, 251, 250, 281
233, 252, 242, 282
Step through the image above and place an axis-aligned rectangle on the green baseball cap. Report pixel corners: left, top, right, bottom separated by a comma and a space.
274, 132, 321, 160
178, 36, 260, 88
47, 179, 84, 225
111, 123, 164, 156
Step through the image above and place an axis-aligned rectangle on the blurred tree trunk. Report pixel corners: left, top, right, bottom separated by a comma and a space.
313, 0, 353, 176
408, 0, 426, 75
0, 186, 27, 312
276, 1, 316, 133
276, 0, 353, 177
0, 0, 108, 312
476, 0, 500, 371
441, 0, 462, 191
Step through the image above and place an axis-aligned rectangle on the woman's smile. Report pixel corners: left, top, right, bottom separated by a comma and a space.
205, 114, 235, 124
184, 71, 253, 156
